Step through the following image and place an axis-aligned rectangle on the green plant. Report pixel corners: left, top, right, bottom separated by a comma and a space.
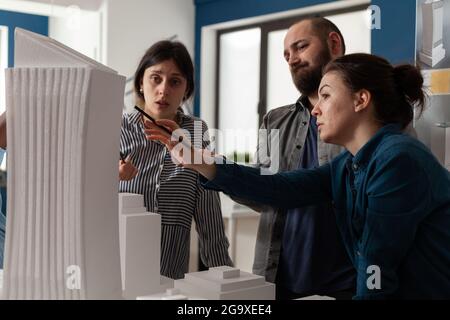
227, 151, 252, 163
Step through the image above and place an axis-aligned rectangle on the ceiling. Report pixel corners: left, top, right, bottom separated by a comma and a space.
18, 0, 104, 11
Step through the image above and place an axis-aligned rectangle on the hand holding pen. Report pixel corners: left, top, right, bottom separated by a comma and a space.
135, 106, 192, 149
144, 117, 218, 178
119, 152, 138, 181
143, 116, 205, 168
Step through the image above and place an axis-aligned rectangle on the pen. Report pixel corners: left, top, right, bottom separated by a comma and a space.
134, 106, 191, 149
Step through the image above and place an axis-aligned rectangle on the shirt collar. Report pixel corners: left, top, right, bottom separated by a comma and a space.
128, 109, 142, 125
350, 123, 403, 169
291, 95, 310, 112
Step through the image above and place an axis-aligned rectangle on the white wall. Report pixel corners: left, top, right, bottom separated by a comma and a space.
0, 0, 102, 64
49, 8, 101, 61
104, 0, 195, 80
2, 0, 195, 81
4, 0, 195, 111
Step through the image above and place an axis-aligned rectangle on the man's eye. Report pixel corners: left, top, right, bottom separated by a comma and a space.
296, 43, 307, 51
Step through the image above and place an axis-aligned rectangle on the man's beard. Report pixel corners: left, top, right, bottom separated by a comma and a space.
291, 48, 332, 96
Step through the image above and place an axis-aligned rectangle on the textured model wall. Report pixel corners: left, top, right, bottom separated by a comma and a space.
2, 29, 125, 299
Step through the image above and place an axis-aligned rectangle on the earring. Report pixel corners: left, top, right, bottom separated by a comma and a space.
140, 88, 143, 93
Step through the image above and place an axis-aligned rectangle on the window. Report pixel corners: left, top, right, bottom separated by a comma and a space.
218, 28, 260, 158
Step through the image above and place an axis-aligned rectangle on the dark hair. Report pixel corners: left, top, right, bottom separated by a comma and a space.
323, 53, 425, 129
134, 40, 194, 105
308, 17, 346, 54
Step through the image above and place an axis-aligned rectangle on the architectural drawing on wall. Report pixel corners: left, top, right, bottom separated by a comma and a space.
119, 193, 173, 299
419, 0, 446, 67
2, 28, 125, 299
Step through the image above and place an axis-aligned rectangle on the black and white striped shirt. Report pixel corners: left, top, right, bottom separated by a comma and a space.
119, 110, 232, 279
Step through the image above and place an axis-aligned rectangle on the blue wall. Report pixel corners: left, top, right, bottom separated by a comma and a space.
0, 9, 49, 67
371, 0, 416, 64
194, 0, 417, 117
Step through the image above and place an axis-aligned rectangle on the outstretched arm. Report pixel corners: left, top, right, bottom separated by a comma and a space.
145, 119, 333, 209
200, 159, 332, 209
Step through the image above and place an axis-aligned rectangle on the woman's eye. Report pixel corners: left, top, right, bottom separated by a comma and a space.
171, 78, 182, 86
321, 93, 329, 99
150, 75, 161, 83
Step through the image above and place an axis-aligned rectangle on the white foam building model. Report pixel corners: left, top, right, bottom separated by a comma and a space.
297, 295, 336, 300
419, 0, 446, 67
2, 28, 125, 299
137, 288, 199, 301
138, 266, 275, 300
119, 193, 173, 299
174, 266, 275, 300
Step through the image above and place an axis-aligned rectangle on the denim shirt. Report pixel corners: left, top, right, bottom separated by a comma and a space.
203, 124, 450, 299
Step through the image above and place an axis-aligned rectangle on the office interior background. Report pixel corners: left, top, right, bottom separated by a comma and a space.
0, 0, 447, 273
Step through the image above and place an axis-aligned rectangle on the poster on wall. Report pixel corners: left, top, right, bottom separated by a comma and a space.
415, 0, 450, 170
416, 0, 450, 94
416, 0, 449, 70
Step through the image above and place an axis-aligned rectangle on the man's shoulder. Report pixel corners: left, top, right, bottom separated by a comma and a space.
264, 103, 304, 122
266, 104, 295, 116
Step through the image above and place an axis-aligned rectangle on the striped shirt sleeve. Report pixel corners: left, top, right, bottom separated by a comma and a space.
193, 120, 233, 267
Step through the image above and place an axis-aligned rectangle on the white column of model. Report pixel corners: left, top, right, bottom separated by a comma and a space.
2, 28, 125, 299
118, 193, 173, 299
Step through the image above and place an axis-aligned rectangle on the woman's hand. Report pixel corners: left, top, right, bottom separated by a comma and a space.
119, 156, 138, 180
143, 119, 194, 166
144, 119, 217, 180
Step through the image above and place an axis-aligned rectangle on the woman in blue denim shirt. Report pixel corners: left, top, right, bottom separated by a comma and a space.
146, 53, 450, 299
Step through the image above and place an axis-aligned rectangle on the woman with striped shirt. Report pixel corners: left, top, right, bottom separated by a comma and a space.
119, 41, 232, 280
